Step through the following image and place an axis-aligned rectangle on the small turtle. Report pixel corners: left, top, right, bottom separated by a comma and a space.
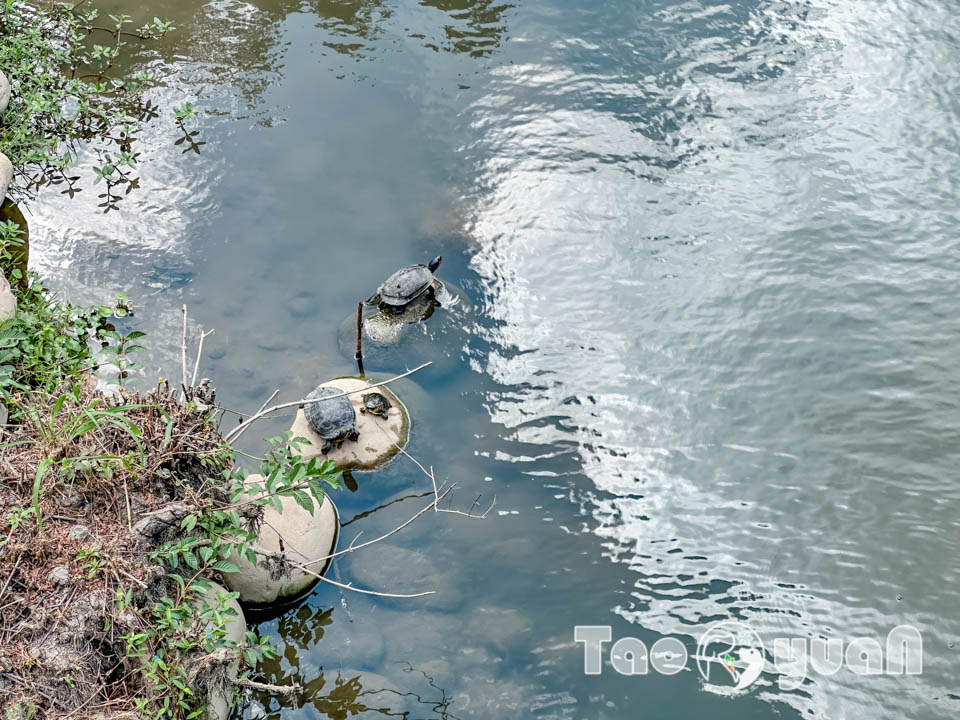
360, 392, 392, 417
303, 386, 359, 454
368, 256, 442, 313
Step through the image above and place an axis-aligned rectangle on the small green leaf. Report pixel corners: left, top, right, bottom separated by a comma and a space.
290, 488, 314, 514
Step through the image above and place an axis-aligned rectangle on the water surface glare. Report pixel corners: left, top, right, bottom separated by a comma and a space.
29, 0, 960, 718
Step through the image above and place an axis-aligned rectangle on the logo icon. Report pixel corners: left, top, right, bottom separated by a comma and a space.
695, 621, 765, 691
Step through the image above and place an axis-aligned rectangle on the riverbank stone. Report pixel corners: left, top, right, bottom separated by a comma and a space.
0, 70, 9, 115
0, 152, 12, 203
192, 581, 246, 720
221, 474, 339, 605
290, 378, 409, 470
0, 272, 16, 320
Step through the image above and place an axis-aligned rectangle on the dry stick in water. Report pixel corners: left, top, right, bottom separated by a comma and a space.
237, 678, 302, 697
179, 305, 188, 401
373, 420, 497, 518
190, 328, 215, 387
355, 300, 365, 377
222, 362, 431, 444
299, 485, 456, 570
227, 389, 280, 445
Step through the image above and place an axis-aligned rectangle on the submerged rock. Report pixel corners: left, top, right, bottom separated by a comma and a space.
347, 544, 462, 612
221, 474, 339, 605
290, 378, 409, 470
337, 280, 468, 376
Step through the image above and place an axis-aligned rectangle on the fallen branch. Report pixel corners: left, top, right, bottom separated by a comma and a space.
190, 328, 215, 387
179, 305, 188, 401
237, 678, 302, 697
226, 389, 278, 445
222, 362, 431, 444
289, 485, 455, 570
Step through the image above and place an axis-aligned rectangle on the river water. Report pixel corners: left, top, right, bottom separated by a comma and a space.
26, 1, 959, 718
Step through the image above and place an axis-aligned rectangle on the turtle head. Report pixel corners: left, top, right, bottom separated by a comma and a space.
427, 255, 442, 273
366, 292, 381, 305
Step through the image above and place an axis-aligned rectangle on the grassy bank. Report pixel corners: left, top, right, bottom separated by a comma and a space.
0, 5, 343, 718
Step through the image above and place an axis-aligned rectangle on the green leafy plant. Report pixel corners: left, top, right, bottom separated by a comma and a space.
0, 277, 137, 398
0, 219, 27, 284
0, 3, 178, 208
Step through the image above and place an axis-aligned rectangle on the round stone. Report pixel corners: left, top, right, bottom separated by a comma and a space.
192, 581, 245, 720
0, 152, 12, 203
0, 271, 16, 321
290, 378, 409, 470
221, 474, 339, 605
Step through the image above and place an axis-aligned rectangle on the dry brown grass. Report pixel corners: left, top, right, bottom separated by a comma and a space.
0, 380, 233, 719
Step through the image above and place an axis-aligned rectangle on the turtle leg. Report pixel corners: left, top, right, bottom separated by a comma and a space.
348, 429, 360, 442
321, 439, 333, 454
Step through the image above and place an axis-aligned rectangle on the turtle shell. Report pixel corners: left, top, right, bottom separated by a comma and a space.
362, 392, 392, 415
378, 264, 434, 306
304, 386, 356, 440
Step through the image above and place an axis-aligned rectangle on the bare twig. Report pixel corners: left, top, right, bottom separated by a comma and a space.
299, 486, 454, 569
376, 422, 496, 518
179, 305, 188, 401
0, 556, 22, 604
190, 328, 215, 387
340, 490, 433, 527
222, 363, 431, 444
227, 389, 278, 445
301, 563, 435, 598
237, 678, 302, 697
355, 301, 365, 377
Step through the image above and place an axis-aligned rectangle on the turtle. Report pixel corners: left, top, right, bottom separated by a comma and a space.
360, 392, 392, 417
368, 256, 442, 313
303, 386, 360, 454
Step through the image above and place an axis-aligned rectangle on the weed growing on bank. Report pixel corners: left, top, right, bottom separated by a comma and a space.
0, 2, 178, 208
0, 280, 344, 718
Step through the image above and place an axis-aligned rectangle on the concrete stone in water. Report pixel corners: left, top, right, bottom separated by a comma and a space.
0, 152, 11, 202
192, 581, 246, 720
221, 474, 339, 605
0, 272, 16, 321
0, 70, 9, 115
290, 378, 409, 470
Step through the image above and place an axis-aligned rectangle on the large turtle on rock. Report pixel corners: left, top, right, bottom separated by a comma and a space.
303, 386, 359, 454
368, 256, 442, 314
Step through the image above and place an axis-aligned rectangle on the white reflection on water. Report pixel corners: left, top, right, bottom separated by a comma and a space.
468, 1, 960, 718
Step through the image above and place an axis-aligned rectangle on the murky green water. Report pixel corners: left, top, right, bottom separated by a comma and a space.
28, 0, 960, 718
